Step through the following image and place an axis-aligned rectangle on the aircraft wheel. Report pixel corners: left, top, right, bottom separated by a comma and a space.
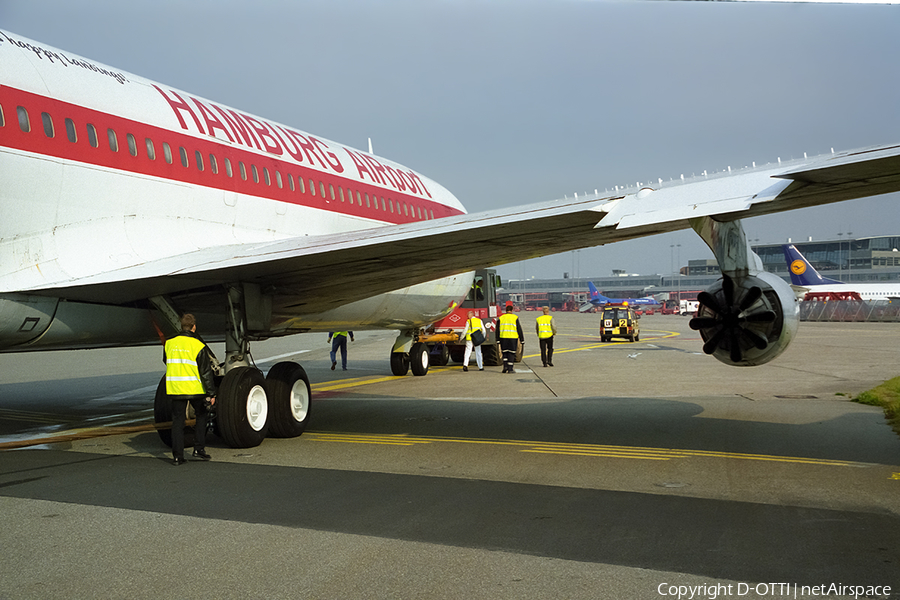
266, 362, 311, 438
410, 342, 430, 376
153, 375, 196, 448
217, 367, 269, 448
390, 351, 410, 376
514, 340, 524, 363
635, 333, 640, 342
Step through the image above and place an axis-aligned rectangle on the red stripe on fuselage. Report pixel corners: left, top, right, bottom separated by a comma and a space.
0, 86, 462, 223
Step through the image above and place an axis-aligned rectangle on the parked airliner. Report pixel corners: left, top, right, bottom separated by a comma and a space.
579, 282, 660, 311
783, 244, 900, 301
2, 30, 900, 447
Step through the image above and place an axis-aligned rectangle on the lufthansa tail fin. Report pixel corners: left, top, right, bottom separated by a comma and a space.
782, 244, 843, 286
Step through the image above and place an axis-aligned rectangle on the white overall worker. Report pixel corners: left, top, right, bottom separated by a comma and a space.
459, 310, 486, 371
498, 305, 525, 373
535, 306, 557, 367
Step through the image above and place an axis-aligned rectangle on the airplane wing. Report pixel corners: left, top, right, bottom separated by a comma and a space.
20, 144, 900, 316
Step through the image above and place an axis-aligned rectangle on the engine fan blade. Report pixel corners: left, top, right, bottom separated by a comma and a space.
743, 310, 777, 323
742, 327, 769, 350
722, 274, 735, 309
739, 286, 762, 312
689, 317, 718, 330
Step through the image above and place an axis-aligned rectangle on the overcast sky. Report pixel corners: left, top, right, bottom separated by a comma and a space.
3, 0, 898, 280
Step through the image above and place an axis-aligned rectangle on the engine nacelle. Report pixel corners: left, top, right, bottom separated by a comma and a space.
0, 293, 58, 350
690, 271, 799, 367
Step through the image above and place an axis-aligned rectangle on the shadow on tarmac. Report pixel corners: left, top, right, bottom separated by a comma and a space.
0, 443, 897, 589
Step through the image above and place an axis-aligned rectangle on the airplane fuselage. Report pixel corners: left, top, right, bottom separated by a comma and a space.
0, 30, 472, 351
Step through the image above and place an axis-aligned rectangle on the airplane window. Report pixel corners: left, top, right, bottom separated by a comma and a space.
209, 154, 218, 174
145, 138, 155, 160
275, 170, 282, 189
163, 142, 173, 164
179, 146, 188, 167
341, 187, 347, 203
329, 183, 336, 201
360, 191, 366, 207
224, 157, 232, 177
251, 164, 259, 183
41, 113, 54, 138
195, 150, 204, 171
417, 206, 423, 219
263, 167, 271, 186
0, 104, 4, 127
286, 173, 294, 191
381, 197, 386, 211
87, 123, 98, 147
127, 133, 138, 157
402, 201, 408, 217
107, 128, 118, 152
430, 210, 434, 220
297, 176, 305, 193
320, 181, 326, 198
16, 106, 30, 132
309, 179, 315, 196
65, 118, 77, 143
239, 161, 247, 181
389, 199, 394, 213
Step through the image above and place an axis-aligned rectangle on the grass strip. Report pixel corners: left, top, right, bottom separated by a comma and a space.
854, 376, 900, 437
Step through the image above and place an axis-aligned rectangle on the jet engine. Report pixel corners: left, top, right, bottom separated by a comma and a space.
689, 271, 799, 367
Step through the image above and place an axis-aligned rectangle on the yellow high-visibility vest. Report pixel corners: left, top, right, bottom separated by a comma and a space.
333, 331, 349, 338
465, 317, 483, 341
498, 313, 519, 339
164, 335, 208, 395
536, 315, 554, 339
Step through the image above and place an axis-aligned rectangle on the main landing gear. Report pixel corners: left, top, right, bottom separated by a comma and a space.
389, 330, 430, 377
154, 286, 312, 450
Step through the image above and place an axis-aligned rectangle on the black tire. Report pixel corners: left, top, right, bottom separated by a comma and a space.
429, 344, 450, 366
514, 340, 524, 363
410, 342, 430, 376
449, 346, 465, 364
266, 362, 312, 438
390, 351, 409, 376
153, 375, 196, 448
217, 367, 269, 448
481, 343, 502, 366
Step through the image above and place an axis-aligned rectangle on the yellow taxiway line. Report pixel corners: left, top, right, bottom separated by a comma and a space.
303, 431, 865, 468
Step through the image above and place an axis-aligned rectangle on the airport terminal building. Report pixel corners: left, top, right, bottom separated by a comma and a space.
500, 235, 900, 307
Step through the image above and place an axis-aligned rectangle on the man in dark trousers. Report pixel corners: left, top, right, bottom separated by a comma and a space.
497, 305, 524, 373
328, 331, 355, 370
163, 313, 217, 465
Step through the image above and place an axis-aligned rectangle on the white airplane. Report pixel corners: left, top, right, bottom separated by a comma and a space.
783, 244, 900, 301
2, 30, 900, 447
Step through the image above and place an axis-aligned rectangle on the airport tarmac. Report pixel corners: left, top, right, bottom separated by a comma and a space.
0, 313, 898, 599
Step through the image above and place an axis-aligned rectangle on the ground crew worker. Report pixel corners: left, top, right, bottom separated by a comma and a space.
459, 310, 486, 371
498, 304, 524, 373
535, 306, 557, 367
163, 313, 217, 466
328, 331, 354, 370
